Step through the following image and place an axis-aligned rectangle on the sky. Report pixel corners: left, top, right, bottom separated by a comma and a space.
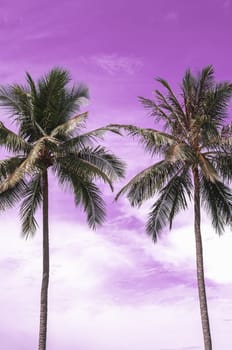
0, 0, 232, 349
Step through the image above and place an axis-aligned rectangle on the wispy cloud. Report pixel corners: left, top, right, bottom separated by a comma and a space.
164, 11, 179, 22
222, 0, 231, 9
81, 54, 143, 75
25, 32, 51, 41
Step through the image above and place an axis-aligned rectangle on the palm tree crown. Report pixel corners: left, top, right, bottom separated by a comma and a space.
112, 65, 232, 239
0, 68, 125, 235
110, 65, 232, 350
0, 67, 125, 350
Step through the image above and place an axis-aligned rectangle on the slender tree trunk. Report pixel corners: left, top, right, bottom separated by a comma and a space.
193, 168, 212, 350
38, 170, 49, 350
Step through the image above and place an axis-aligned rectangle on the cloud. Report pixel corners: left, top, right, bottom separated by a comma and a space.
1, 215, 232, 348
164, 11, 179, 22
25, 32, 51, 41
222, 0, 231, 9
81, 54, 143, 76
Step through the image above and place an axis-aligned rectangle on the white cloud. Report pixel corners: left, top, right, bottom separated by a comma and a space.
164, 11, 179, 22
222, 0, 231, 9
1, 215, 232, 349
81, 54, 143, 76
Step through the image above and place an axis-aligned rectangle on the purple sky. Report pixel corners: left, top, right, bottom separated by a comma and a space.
1, 0, 232, 349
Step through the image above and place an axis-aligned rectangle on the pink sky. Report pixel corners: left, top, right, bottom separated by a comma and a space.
1, 0, 232, 349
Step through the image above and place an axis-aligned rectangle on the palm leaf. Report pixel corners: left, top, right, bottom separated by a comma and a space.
55, 152, 114, 190
50, 112, 88, 138
138, 96, 175, 129
72, 177, 106, 228
0, 179, 26, 211
109, 124, 176, 156
198, 154, 218, 182
203, 82, 232, 126
20, 174, 43, 237
0, 136, 58, 192
209, 152, 232, 183
63, 126, 122, 150
165, 143, 195, 163
0, 156, 26, 180
201, 176, 232, 234
55, 164, 105, 228
0, 121, 31, 153
115, 160, 182, 206
77, 146, 126, 180
146, 170, 192, 241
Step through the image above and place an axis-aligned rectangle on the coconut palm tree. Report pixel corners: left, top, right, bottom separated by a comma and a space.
110, 66, 232, 350
0, 68, 125, 350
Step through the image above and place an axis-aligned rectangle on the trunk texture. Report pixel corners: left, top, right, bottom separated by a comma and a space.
38, 170, 49, 350
193, 168, 212, 350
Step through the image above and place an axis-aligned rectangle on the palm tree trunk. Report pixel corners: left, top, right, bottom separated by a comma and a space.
193, 168, 212, 350
38, 170, 49, 350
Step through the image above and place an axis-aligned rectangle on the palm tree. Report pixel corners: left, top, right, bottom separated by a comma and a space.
110, 66, 232, 350
0, 68, 125, 350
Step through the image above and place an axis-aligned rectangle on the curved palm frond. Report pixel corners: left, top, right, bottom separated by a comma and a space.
72, 177, 105, 229
165, 143, 196, 163
55, 152, 114, 190
201, 176, 232, 234
109, 124, 176, 156
115, 160, 182, 206
156, 77, 188, 132
198, 153, 218, 182
196, 65, 214, 97
207, 152, 232, 183
55, 164, 105, 228
20, 174, 43, 237
0, 179, 27, 211
146, 170, 192, 241
0, 121, 31, 153
77, 146, 126, 180
221, 122, 232, 137
34, 68, 89, 133
50, 112, 88, 138
203, 82, 232, 126
63, 126, 122, 150
0, 84, 30, 117
0, 136, 58, 192
138, 96, 175, 130
0, 156, 26, 180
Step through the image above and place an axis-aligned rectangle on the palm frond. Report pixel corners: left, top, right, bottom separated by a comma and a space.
115, 160, 182, 206
0, 156, 26, 180
109, 124, 176, 156
0, 179, 26, 211
0, 121, 31, 153
0, 136, 58, 192
198, 154, 218, 182
165, 143, 195, 163
55, 152, 114, 190
203, 82, 232, 126
63, 126, 122, 150
208, 152, 232, 183
50, 112, 88, 138
146, 170, 192, 241
77, 146, 126, 180
201, 176, 232, 234
72, 178, 106, 228
138, 96, 174, 128
221, 122, 232, 137
20, 174, 43, 237
0, 84, 30, 117
55, 165, 105, 228
34, 68, 89, 133
156, 77, 188, 131
196, 65, 214, 100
